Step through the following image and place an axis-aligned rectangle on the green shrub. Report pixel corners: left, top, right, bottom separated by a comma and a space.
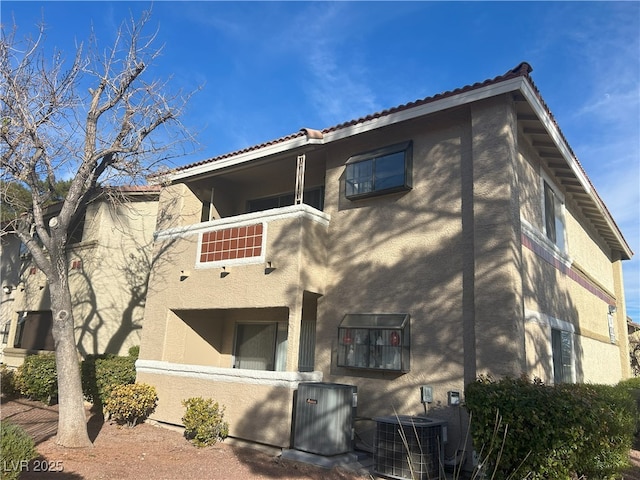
0, 365, 19, 398
128, 345, 140, 360
465, 375, 636, 480
104, 383, 157, 427
618, 377, 640, 448
572, 383, 636, 479
619, 377, 640, 389
182, 397, 229, 447
81, 354, 136, 407
0, 422, 36, 480
15, 353, 57, 404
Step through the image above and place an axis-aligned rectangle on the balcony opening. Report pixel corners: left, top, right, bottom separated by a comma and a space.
248, 186, 324, 213
185, 152, 326, 222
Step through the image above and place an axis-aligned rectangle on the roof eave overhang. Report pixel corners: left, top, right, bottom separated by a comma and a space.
168, 74, 632, 260
168, 77, 526, 182
519, 82, 633, 260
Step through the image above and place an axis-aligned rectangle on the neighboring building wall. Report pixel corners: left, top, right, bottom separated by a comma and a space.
71, 198, 159, 356
0, 233, 22, 362
2, 193, 159, 367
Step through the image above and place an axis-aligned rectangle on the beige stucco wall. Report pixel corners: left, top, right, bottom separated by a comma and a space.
139, 189, 329, 448
316, 108, 468, 421
0, 234, 22, 361
516, 123, 627, 384
136, 362, 321, 447
140, 204, 329, 372
3, 195, 159, 365
139, 92, 631, 453
140, 97, 530, 453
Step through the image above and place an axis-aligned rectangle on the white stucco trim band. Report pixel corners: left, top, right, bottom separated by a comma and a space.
520, 217, 573, 269
136, 359, 323, 388
524, 309, 575, 333
155, 204, 330, 241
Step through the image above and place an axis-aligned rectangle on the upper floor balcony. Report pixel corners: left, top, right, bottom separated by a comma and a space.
154, 204, 329, 316
152, 146, 330, 303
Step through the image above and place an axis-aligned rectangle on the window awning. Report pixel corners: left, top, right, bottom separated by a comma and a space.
339, 313, 409, 329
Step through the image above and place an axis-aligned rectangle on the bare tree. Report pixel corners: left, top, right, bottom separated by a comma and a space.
0, 10, 196, 447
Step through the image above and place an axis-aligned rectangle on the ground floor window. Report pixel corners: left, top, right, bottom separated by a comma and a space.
0, 321, 10, 344
13, 311, 54, 351
337, 313, 410, 372
233, 322, 287, 371
551, 328, 573, 384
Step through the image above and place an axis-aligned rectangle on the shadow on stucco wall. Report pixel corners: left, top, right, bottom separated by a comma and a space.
73, 223, 182, 357
229, 111, 583, 472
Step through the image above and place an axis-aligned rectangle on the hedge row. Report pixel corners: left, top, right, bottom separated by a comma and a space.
8, 346, 139, 406
81, 354, 137, 407
465, 375, 637, 480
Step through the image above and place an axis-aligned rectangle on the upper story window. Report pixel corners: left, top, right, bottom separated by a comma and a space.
248, 186, 324, 213
543, 179, 566, 252
345, 141, 412, 200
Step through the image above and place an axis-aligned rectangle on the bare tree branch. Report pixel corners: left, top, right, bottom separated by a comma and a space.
0, 8, 199, 448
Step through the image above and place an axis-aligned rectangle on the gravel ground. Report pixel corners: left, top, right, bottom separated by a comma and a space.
2, 396, 639, 480
1, 397, 369, 480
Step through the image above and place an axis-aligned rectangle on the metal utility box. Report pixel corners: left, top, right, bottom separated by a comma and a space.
373, 415, 447, 480
293, 382, 357, 456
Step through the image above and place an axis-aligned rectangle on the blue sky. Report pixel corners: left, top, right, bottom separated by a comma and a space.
3, 1, 639, 320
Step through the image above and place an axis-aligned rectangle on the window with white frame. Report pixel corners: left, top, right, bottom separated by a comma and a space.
233, 323, 287, 371
345, 142, 412, 199
551, 328, 573, 384
543, 179, 566, 252
607, 312, 616, 344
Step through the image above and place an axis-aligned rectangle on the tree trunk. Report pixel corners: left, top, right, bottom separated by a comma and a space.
49, 278, 93, 448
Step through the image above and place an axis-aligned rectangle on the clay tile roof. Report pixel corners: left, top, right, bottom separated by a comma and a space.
172, 62, 536, 174
109, 185, 161, 194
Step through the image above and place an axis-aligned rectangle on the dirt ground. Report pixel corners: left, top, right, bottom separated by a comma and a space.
2, 396, 640, 480
0, 397, 368, 480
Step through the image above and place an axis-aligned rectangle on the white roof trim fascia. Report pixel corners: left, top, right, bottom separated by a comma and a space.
322, 77, 525, 143
169, 77, 525, 181
519, 82, 632, 258
170, 135, 315, 182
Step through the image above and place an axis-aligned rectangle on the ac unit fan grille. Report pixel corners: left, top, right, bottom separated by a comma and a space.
373, 416, 445, 480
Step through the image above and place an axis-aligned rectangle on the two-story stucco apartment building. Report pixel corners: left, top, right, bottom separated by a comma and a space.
136, 63, 633, 457
1, 187, 160, 365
